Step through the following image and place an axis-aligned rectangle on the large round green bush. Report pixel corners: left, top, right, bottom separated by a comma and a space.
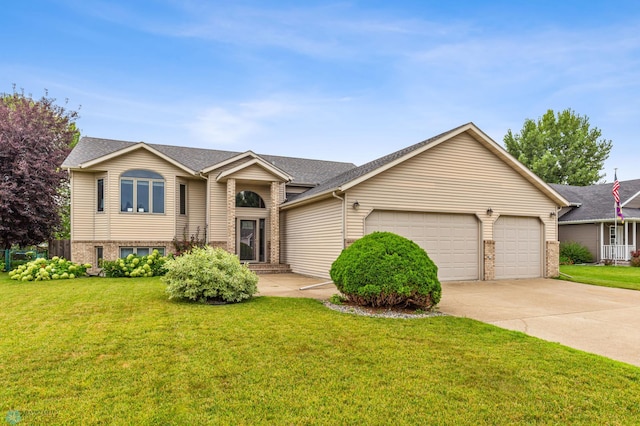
330, 232, 441, 309
162, 246, 258, 303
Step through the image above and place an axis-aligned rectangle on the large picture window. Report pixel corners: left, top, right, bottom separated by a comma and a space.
120, 169, 164, 213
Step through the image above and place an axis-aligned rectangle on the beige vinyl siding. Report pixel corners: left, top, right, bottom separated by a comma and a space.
281, 197, 343, 278
188, 180, 207, 238
209, 180, 227, 241
344, 133, 557, 242
70, 171, 96, 240
558, 223, 600, 260
228, 164, 280, 182
82, 149, 189, 241
94, 172, 109, 239
175, 178, 206, 238
175, 178, 188, 237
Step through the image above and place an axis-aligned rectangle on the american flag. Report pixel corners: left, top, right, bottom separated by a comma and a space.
613, 172, 624, 222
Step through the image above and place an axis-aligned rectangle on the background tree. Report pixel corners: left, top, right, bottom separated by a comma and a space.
0, 89, 79, 249
504, 108, 612, 185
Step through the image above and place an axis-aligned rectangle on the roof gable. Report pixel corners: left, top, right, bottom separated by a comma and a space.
62, 136, 355, 185
215, 156, 292, 182
283, 123, 569, 208
552, 179, 640, 222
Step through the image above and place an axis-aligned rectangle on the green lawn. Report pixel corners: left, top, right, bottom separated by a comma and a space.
560, 264, 640, 291
1, 273, 639, 425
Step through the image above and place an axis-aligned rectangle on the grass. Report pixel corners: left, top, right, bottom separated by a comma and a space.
560, 264, 640, 291
1, 273, 640, 424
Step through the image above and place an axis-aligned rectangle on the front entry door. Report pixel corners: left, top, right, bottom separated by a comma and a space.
239, 219, 257, 261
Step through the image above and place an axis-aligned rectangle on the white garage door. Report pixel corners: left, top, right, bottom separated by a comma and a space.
494, 216, 541, 279
365, 211, 479, 281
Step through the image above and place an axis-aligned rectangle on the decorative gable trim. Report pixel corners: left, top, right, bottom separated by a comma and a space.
214, 157, 291, 182
283, 123, 569, 208
622, 190, 640, 208
74, 143, 198, 176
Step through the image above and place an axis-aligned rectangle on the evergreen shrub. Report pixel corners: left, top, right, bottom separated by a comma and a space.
329, 232, 440, 309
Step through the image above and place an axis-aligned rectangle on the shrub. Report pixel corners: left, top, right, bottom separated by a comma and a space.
163, 246, 258, 303
631, 250, 640, 267
8, 257, 90, 281
102, 250, 169, 278
172, 226, 207, 256
329, 232, 441, 309
559, 241, 593, 264
559, 255, 574, 265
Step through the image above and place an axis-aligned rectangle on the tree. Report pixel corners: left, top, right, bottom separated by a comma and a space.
504, 109, 612, 186
0, 89, 79, 249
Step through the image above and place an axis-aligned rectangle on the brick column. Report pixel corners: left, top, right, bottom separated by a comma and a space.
546, 240, 560, 278
226, 178, 236, 254
483, 240, 495, 280
270, 181, 280, 264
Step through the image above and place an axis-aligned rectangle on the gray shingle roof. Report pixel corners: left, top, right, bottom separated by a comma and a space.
62, 137, 356, 186
283, 123, 467, 203
551, 180, 640, 222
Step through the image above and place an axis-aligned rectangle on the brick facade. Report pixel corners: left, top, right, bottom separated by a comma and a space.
545, 240, 560, 278
226, 178, 236, 254
483, 239, 495, 280
269, 181, 280, 264
72, 240, 173, 272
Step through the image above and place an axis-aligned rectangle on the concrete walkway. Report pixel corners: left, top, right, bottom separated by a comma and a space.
257, 273, 338, 300
438, 279, 640, 367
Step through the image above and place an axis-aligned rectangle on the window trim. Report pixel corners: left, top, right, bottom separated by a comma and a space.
119, 247, 166, 258
119, 169, 165, 214
236, 190, 266, 208
96, 246, 104, 267
97, 178, 104, 213
179, 183, 187, 215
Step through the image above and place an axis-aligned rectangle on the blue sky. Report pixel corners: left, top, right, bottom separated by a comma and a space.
3, 1, 640, 182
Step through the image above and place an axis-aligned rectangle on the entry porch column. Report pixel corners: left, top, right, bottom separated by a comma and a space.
270, 181, 280, 264
226, 178, 236, 254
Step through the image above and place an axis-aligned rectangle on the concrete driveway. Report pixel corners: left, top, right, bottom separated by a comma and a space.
438, 279, 640, 367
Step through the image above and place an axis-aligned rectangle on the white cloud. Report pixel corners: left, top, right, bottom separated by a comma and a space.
187, 98, 298, 145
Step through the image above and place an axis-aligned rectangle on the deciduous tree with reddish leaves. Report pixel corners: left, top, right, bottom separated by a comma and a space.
0, 89, 79, 250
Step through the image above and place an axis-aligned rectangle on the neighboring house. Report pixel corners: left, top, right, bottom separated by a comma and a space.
62, 122, 568, 281
551, 180, 640, 262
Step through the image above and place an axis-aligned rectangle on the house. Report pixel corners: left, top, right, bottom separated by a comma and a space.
62, 122, 568, 281
551, 180, 640, 262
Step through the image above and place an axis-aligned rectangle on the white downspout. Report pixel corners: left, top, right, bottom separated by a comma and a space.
332, 191, 345, 249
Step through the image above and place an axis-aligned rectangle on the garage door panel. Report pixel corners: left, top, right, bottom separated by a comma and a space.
366, 211, 479, 281
495, 216, 541, 279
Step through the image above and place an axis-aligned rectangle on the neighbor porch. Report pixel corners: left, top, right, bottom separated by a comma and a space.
600, 221, 638, 261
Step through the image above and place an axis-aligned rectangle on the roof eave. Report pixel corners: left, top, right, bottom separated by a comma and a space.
216, 157, 292, 183
77, 143, 198, 176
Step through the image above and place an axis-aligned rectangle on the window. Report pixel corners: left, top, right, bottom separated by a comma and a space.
609, 225, 624, 244
120, 170, 164, 213
119, 247, 165, 258
96, 246, 103, 266
179, 184, 187, 215
236, 190, 265, 208
97, 179, 104, 212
